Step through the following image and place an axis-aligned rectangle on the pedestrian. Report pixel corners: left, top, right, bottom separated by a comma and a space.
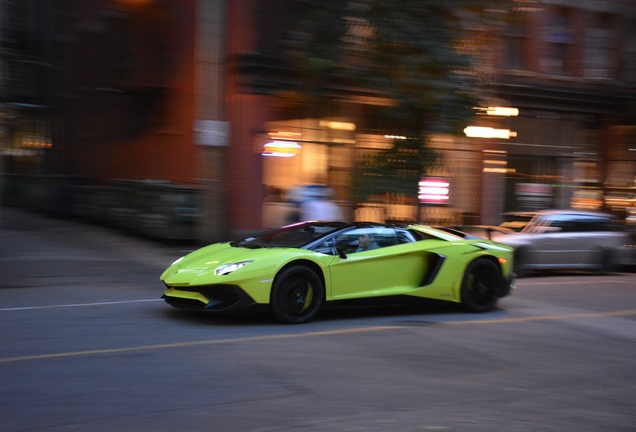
299, 186, 344, 221
355, 233, 379, 252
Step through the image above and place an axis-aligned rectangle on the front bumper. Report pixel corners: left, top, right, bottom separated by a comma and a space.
162, 284, 258, 313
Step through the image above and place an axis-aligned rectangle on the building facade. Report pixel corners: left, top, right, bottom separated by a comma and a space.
490, 1, 636, 222
1, 0, 635, 241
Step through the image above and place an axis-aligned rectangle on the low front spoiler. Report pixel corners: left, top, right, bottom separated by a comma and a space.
162, 284, 258, 313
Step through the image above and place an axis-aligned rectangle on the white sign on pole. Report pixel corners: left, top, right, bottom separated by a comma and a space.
194, 120, 229, 146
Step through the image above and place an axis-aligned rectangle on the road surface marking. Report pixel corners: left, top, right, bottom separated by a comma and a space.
0, 326, 401, 363
0, 299, 162, 311
2, 309, 636, 363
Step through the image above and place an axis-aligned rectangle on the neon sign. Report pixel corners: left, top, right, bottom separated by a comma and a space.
419, 178, 450, 204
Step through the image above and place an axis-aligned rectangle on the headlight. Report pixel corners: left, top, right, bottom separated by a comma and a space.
215, 260, 254, 276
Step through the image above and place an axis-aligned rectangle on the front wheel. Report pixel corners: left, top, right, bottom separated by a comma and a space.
270, 265, 324, 324
597, 247, 617, 275
460, 258, 501, 312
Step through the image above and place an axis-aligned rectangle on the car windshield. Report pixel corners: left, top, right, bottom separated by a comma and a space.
234, 221, 350, 249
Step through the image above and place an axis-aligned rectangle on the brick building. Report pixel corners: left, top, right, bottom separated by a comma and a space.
1, 0, 635, 241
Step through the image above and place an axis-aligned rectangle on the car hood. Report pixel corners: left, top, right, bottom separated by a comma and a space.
160, 242, 290, 284
181, 242, 278, 267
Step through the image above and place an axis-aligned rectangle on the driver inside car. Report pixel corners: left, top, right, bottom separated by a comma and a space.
355, 233, 379, 252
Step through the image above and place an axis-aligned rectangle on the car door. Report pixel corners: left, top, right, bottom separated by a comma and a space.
529, 214, 609, 267
579, 216, 628, 266
525, 214, 582, 266
326, 227, 423, 300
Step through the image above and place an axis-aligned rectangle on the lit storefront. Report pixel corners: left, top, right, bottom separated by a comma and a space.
259, 118, 356, 228
259, 115, 483, 228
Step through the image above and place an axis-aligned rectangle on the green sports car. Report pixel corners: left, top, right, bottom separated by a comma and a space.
161, 221, 515, 323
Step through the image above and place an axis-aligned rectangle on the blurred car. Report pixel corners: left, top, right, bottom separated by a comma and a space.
444, 225, 516, 242
496, 210, 631, 276
626, 208, 636, 227
622, 213, 636, 270
499, 211, 539, 232
161, 221, 514, 323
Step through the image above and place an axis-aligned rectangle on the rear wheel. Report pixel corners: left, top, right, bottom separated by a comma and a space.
270, 265, 324, 324
460, 258, 501, 312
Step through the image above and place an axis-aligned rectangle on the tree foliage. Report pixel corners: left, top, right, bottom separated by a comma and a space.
278, 0, 508, 201
352, 137, 438, 203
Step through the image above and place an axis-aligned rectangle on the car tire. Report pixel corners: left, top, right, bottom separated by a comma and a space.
513, 248, 530, 278
460, 257, 500, 312
270, 265, 324, 324
597, 247, 617, 275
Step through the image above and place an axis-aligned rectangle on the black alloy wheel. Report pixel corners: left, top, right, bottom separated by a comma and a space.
460, 257, 501, 312
270, 265, 324, 324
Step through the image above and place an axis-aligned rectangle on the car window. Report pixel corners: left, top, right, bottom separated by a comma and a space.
524, 213, 622, 234
335, 227, 399, 254
311, 238, 338, 255
584, 216, 621, 232
550, 215, 577, 232
396, 229, 417, 243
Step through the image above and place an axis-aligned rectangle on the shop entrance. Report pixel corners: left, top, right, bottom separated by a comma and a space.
260, 118, 356, 228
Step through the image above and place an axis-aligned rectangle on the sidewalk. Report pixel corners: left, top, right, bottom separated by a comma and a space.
0, 207, 195, 290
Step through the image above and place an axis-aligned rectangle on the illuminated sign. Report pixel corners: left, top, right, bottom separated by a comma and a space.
262, 141, 301, 157
419, 178, 450, 204
474, 106, 519, 116
464, 126, 517, 139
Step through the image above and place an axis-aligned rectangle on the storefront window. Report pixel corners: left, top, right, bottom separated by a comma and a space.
260, 118, 356, 227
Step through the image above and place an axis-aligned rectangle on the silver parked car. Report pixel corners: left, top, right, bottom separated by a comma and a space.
497, 210, 631, 276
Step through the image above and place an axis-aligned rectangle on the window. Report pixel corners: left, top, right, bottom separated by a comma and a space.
541, 7, 573, 75
621, 19, 636, 83
583, 13, 614, 80
503, 12, 531, 71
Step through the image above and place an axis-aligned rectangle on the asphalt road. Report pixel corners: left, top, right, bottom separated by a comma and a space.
1, 208, 635, 432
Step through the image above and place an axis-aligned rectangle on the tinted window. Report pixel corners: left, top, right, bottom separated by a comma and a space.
533, 213, 620, 233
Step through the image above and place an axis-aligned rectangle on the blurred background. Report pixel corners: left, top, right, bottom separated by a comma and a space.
0, 0, 634, 243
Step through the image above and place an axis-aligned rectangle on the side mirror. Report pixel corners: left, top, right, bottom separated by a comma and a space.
335, 244, 348, 259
